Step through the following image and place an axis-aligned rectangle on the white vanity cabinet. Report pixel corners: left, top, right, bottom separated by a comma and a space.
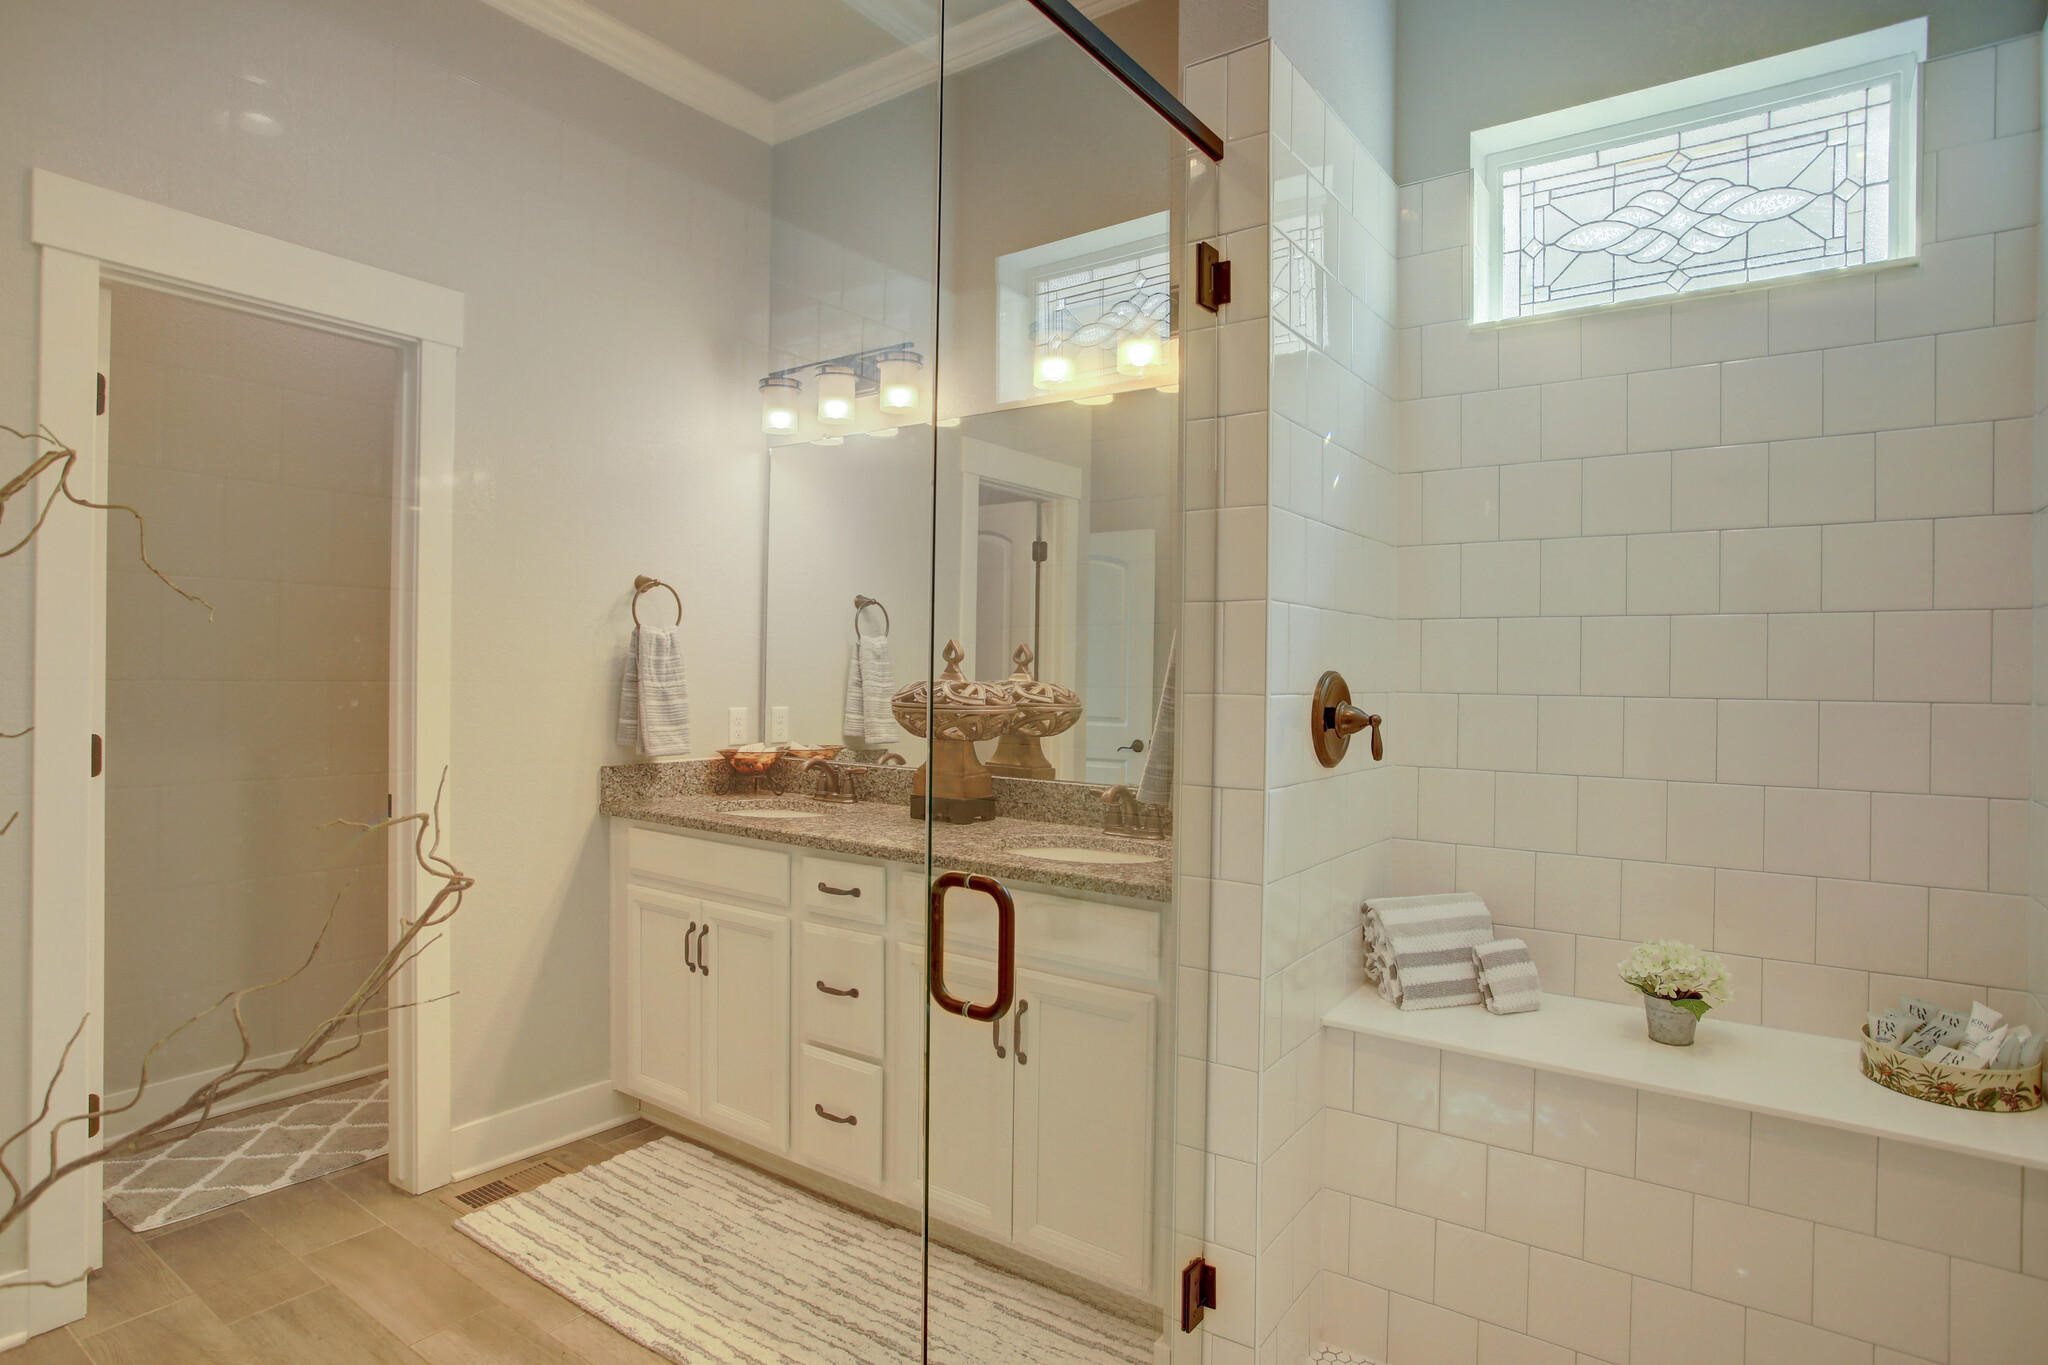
611, 817, 1162, 1298
891, 948, 1156, 1295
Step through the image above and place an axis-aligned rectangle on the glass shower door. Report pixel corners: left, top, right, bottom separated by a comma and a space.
918, 2, 1207, 1359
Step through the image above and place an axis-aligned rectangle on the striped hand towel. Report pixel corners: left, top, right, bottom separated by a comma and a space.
1473, 938, 1542, 1015
1361, 893, 1494, 1010
617, 625, 692, 757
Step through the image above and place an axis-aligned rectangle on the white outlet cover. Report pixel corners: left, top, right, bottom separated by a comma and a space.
770, 707, 789, 741
727, 707, 747, 743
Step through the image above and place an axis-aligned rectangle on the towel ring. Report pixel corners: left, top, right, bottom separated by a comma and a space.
854, 594, 890, 639
633, 575, 682, 628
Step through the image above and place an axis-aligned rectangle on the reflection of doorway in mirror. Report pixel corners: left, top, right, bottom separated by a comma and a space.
974, 496, 1039, 683
1084, 529, 1155, 785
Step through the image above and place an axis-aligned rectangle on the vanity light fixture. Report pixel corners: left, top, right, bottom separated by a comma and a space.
869, 427, 900, 439
1034, 345, 1075, 389
759, 375, 802, 435
876, 349, 923, 414
1074, 394, 1114, 406
814, 435, 845, 446
937, 417, 962, 428
816, 365, 858, 425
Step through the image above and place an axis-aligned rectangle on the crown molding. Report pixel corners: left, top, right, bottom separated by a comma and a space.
479, 0, 1147, 147
773, 0, 1142, 141
472, 0, 776, 142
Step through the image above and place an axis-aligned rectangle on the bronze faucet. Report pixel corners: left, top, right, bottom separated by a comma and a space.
802, 757, 858, 803
1101, 784, 1168, 839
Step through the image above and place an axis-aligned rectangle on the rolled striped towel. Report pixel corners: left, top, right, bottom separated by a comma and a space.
1361, 893, 1494, 1010
1473, 938, 1542, 1015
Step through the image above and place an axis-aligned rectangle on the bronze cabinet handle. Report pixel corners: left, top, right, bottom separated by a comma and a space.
928, 870, 1015, 1023
684, 922, 699, 975
992, 1017, 1007, 1059
698, 925, 710, 977
817, 882, 863, 898
1015, 998, 1029, 1066
814, 1103, 858, 1126
815, 980, 859, 998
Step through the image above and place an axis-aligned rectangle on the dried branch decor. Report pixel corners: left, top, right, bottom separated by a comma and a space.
1, 427, 464, 1281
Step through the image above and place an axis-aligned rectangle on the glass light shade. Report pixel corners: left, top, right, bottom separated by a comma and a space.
1116, 331, 1161, 376
1074, 393, 1114, 406
1033, 345, 1074, 389
816, 365, 858, 425
759, 375, 802, 434
876, 349, 922, 414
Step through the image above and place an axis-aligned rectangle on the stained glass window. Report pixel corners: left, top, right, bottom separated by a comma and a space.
1471, 22, 1924, 323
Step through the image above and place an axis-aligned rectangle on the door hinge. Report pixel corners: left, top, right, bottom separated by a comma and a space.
1194, 242, 1231, 312
1180, 1256, 1217, 1332
87, 1093, 102, 1139
1031, 539, 1048, 563
90, 733, 103, 778
96, 372, 106, 417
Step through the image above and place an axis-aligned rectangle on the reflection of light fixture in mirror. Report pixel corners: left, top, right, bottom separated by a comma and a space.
759, 375, 802, 434
869, 427, 899, 439
1116, 330, 1161, 376
876, 349, 922, 415
1074, 394, 1114, 406
816, 365, 857, 425
1034, 345, 1074, 389
814, 435, 844, 446
937, 417, 961, 427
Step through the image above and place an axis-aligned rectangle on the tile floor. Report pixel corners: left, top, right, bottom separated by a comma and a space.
5, 1121, 667, 1365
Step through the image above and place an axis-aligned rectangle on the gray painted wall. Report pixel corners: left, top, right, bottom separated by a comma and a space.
1272, 0, 1396, 167
1395, 0, 2048, 182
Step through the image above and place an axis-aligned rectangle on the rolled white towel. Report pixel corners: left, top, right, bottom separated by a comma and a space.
1361, 893, 1494, 1010
1473, 938, 1541, 1015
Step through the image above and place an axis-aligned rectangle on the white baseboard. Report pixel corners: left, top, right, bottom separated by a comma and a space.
449, 1078, 638, 1182
102, 1031, 388, 1142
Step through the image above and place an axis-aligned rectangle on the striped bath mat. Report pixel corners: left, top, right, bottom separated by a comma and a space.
457, 1135, 1153, 1364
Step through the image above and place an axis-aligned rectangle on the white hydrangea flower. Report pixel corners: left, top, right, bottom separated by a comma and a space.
1616, 940, 1732, 1011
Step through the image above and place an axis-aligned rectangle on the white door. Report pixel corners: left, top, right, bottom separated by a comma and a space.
1010, 967, 1156, 1293
698, 899, 792, 1152
899, 946, 1014, 1240
622, 885, 703, 1118
1083, 529, 1156, 785
973, 498, 1040, 682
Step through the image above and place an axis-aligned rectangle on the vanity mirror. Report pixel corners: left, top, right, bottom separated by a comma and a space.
761, 389, 1179, 795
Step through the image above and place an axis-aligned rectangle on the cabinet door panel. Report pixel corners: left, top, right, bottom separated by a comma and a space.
699, 900, 792, 1152
894, 945, 1013, 1240
623, 884, 701, 1117
1011, 968, 1155, 1293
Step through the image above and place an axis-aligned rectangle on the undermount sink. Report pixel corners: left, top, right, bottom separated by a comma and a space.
712, 798, 839, 820
1001, 833, 1166, 866
1017, 846, 1164, 865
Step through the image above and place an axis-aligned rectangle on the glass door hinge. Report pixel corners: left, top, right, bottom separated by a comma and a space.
1180, 1256, 1217, 1332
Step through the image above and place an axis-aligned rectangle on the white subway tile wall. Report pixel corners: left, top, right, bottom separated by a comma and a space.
1318, 1029, 2048, 1364
1390, 38, 2044, 1041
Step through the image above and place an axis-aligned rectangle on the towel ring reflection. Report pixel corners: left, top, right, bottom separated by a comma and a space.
632, 575, 683, 628
854, 594, 890, 639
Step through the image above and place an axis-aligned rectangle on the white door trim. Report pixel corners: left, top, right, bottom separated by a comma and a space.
19, 171, 462, 1337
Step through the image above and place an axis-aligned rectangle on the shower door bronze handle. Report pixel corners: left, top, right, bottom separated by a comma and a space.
929, 870, 1015, 1023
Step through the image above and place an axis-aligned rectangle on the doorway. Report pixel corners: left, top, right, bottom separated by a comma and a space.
97, 286, 401, 1229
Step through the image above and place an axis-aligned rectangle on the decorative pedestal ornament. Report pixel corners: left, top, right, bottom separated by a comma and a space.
891, 640, 1017, 824
985, 645, 1083, 782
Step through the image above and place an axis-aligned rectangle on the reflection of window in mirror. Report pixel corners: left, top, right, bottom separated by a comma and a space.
995, 212, 1172, 406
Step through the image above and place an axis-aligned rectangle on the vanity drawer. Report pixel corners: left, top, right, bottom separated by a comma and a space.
627, 827, 789, 906
797, 1045, 883, 1187
800, 923, 885, 1059
800, 855, 886, 924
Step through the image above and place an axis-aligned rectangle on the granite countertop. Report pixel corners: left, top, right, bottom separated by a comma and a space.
600, 760, 1172, 903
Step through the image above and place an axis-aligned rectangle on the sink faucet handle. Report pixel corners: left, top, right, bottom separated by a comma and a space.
1101, 784, 1136, 831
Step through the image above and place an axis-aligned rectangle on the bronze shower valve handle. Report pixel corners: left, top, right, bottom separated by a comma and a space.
1311, 670, 1384, 767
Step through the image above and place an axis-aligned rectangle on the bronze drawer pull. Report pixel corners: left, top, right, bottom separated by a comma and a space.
817, 882, 863, 898
814, 1103, 858, 1126
815, 980, 860, 998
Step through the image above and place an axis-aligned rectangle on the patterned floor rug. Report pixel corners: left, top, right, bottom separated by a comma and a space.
103, 1078, 387, 1232
457, 1136, 1155, 1365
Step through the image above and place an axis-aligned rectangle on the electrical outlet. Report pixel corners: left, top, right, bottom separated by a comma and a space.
770, 707, 789, 742
727, 707, 748, 744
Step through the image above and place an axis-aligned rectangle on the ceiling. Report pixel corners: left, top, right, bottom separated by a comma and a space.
478, 0, 1116, 143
